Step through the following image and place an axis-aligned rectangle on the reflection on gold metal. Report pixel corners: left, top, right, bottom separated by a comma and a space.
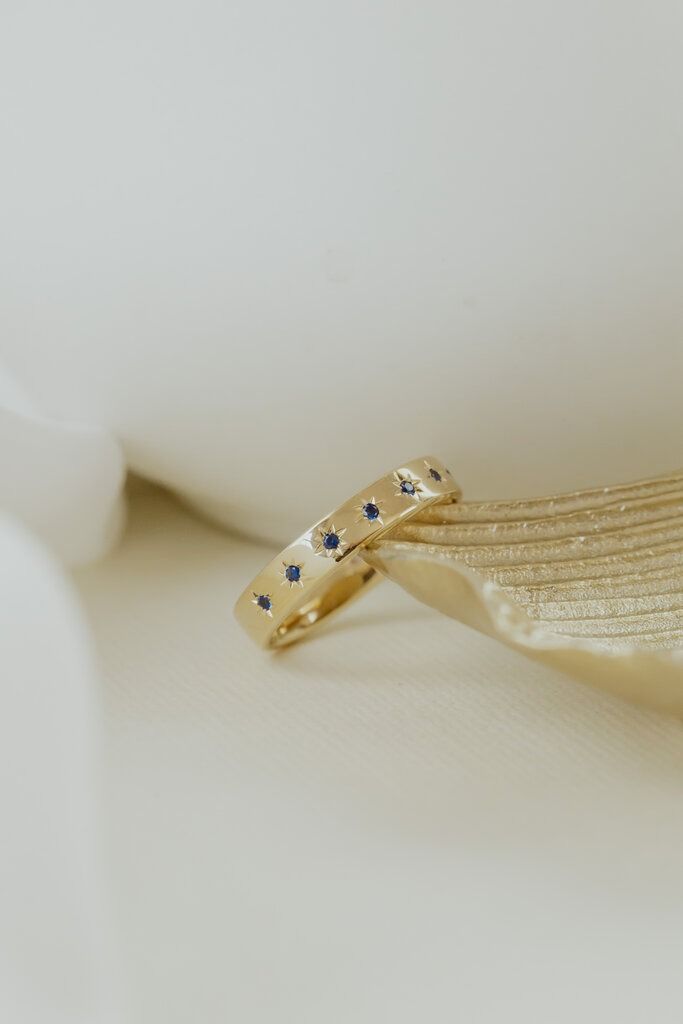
365, 472, 683, 715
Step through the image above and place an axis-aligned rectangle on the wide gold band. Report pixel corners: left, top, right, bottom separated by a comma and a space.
234, 456, 460, 648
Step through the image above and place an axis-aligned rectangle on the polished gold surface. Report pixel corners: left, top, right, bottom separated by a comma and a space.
364, 471, 683, 713
234, 456, 460, 648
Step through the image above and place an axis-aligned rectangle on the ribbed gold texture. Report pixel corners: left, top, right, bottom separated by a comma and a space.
365, 472, 683, 714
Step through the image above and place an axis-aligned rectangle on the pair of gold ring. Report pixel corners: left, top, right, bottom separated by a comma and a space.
234, 456, 460, 648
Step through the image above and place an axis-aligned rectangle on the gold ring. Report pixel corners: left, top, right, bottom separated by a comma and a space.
234, 456, 460, 649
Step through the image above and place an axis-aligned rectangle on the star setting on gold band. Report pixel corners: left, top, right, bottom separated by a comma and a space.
355, 497, 385, 526
281, 561, 305, 587
314, 523, 348, 558
393, 470, 423, 500
424, 460, 447, 483
252, 592, 274, 616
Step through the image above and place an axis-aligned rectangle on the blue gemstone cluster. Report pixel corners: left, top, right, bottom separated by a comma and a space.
255, 594, 272, 612
285, 564, 301, 583
428, 467, 442, 482
362, 502, 380, 521
322, 531, 340, 550
400, 479, 416, 495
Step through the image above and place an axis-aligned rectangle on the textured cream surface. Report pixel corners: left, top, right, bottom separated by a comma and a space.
367, 472, 683, 713
60, 482, 683, 1022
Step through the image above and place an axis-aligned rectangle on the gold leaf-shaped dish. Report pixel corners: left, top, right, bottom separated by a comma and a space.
365, 472, 683, 714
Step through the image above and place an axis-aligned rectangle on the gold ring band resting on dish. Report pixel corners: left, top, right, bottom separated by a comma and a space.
234, 456, 460, 649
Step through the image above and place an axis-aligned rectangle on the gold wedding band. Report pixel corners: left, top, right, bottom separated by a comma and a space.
234, 456, 460, 648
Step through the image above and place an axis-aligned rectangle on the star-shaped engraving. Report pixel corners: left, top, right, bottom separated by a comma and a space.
314, 523, 348, 558
252, 592, 273, 616
355, 497, 385, 526
393, 470, 423, 500
281, 561, 305, 588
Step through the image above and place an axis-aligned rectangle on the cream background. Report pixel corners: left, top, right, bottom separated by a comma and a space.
7, 483, 683, 1023
2, 1, 683, 543
2, 1, 683, 1019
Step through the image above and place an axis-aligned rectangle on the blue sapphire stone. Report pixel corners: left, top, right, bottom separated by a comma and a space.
363, 502, 380, 521
429, 468, 442, 482
285, 564, 301, 583
256, 594, 272, 611
323, 531, 340, 550
400, 480, 416, 495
